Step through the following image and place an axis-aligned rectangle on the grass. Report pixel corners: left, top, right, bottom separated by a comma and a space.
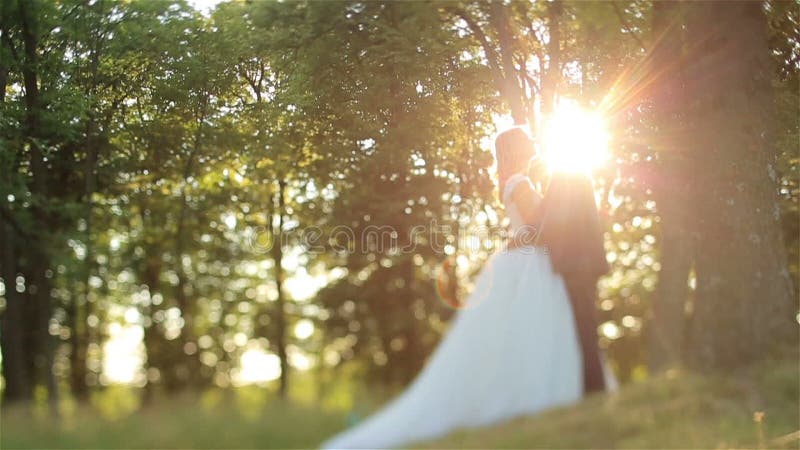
421, 356, 799, 449
1, 388, 346, 449
2, 356, 798, 449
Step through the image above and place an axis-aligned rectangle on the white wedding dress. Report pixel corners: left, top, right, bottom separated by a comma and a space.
322, 174, 584, 449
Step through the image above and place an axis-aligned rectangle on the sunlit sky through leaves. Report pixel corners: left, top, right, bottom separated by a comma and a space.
97, 0, 606, 387
186, 0, 223, 16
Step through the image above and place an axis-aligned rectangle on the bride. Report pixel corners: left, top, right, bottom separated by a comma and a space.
322, 128, 594, 449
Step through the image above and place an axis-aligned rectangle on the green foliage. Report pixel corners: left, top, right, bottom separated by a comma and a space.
0, 0, 797, 416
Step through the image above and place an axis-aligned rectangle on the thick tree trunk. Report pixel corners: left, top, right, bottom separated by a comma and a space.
649, 212, 693, 368
684, 1, 797, 369
18, 0, 58, 414
647, 1, 694, 371
0, 0, 31, 405
0, 224, 32, 404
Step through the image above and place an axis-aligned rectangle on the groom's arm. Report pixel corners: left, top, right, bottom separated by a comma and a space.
526, 156, 550, 193
511, 180, 544, 226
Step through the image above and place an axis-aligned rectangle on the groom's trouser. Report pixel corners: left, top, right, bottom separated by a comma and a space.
562, 272, 606, 394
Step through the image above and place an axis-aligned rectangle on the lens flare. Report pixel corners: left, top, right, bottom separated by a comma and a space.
435, 257, 461, 309
435, 257, 494, 310
542, 102, 610, 174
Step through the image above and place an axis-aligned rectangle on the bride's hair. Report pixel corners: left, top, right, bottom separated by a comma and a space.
494, 127, 536, 196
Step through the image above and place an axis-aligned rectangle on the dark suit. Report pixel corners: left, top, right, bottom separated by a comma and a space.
537, 173, 609, 393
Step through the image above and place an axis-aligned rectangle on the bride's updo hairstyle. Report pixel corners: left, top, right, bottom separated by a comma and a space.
495, 127, 536, 196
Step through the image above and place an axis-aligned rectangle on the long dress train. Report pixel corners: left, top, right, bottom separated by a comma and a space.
322, 174, 584, 449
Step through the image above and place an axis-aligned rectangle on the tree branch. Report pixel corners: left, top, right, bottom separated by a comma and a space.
446, 6, 502, 76
0, 205, 33, 241
612, 0, 647, 52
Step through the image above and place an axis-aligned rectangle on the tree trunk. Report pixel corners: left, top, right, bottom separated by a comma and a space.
684, 1, 796, 369
0, 224, 32, 404
273, 179, 289, 398
172, 105, 208, 388
70, 119, 99, 402
647, 1, 694, 371
141, 237, 165, 404
71, 32, 105, 400
490, 2, 526, 125
0, 0, 31, 405
18, 0, 58, 414
541, 0, 562, 116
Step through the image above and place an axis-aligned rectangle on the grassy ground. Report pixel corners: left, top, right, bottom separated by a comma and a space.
2, 356, 797, 449
422, 356, 799, 449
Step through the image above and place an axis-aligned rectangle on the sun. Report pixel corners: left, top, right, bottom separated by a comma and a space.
541, 101, 610, 174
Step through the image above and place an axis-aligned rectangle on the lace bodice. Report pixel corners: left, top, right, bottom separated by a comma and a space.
502, 173, 542, 235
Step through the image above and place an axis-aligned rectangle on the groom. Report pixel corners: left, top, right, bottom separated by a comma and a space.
512, 168, 609, 393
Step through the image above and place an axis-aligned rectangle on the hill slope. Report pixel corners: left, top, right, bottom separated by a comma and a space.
420, 357, 798, 449
2, 357, 797, 449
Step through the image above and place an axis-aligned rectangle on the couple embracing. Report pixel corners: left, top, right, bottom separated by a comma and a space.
323, 127, 614, 449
